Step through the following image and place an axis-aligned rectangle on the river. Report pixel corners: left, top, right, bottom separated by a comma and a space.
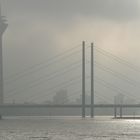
0, 116, 139, 140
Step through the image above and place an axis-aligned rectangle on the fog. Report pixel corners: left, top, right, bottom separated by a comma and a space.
1, 0, 140, 104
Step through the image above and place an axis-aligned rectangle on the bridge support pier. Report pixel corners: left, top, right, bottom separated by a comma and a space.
114, 96, 117, 118
120, 105, 122, 118
114, 105, 117, 118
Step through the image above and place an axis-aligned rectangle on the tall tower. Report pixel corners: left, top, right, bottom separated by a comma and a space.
0, 7, 8, 104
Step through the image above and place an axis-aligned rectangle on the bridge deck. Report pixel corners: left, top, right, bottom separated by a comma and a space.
0, 104, 140, 108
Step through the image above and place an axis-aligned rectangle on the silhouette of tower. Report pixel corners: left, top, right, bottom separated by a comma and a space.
0, 7, 8, 104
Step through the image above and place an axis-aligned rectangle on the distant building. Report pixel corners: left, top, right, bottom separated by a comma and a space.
52, 89, 69, 104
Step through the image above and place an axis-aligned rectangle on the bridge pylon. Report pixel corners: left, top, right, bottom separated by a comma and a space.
82, 41, 86, 118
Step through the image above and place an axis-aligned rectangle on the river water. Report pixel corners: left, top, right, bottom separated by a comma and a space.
0, 116, 139, 140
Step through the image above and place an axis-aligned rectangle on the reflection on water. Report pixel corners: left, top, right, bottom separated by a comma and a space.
0, 116, 140, 140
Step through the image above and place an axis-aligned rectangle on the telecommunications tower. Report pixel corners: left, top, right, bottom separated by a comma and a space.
0, 6, 8, 104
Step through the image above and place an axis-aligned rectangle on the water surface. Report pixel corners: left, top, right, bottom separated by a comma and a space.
0, 116, 139, 140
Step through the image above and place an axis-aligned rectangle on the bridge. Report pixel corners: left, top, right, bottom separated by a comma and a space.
1, 104, 140, 108
0, 104, 140, 117
1, 6, 140, 119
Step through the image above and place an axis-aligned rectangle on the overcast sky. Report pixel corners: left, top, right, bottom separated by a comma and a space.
1, 0, 140, 103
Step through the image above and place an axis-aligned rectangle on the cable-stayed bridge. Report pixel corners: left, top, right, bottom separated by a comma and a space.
1, 41, 140, 118
1, 11, 140, 118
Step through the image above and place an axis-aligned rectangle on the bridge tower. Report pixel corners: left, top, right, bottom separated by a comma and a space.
0, 7, 8, 104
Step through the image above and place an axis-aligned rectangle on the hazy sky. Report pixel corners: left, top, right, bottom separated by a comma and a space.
1, 0, 140, 103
